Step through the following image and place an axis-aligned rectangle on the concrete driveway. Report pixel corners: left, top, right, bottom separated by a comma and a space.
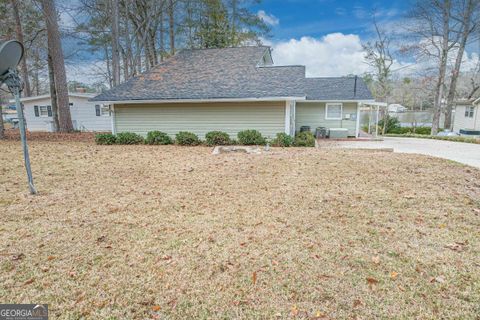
327, 137, 480, 168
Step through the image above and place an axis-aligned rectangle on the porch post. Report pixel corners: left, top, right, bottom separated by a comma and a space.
285, 100, 291, 135
355, 102, 361, 138
111, 104, 116, 134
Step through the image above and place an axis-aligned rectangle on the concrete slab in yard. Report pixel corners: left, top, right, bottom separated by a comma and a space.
324, 137, 480, 168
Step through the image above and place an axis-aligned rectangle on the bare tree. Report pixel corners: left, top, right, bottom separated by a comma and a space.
111, 0, 121, 86
444, 0, 479, 129
40, 0, 73, 132
11, 0, 32, 97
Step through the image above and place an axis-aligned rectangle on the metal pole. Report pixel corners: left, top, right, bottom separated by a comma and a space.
375, 105, 379, 137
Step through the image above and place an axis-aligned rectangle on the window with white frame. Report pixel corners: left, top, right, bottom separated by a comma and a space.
95, 104, 110, 116
465, 106, 475, 118
325, 103, 343, 120
39, 106, 49, 117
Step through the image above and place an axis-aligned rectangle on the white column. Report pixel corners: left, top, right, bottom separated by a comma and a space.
290, 100, 296, 135
355, 102, 361, 138
111, 104, 116, 134
285, 100, 291, 135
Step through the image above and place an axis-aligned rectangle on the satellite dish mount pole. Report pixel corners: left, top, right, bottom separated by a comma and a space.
3, 68, 37, 194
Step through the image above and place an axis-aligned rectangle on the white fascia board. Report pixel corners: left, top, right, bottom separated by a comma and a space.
93, 97, 307, 104
300, 99, 375, 103
474, 97, 480, 105
11, 93, 95, 103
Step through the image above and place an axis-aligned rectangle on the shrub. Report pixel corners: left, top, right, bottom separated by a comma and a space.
205, 131, 231, 146
145, 131, 173, 145
175, 131, 201, 146
378, 115, 401, 133
388, 126, 435, 135
237, 130, 266, 145
294, 131, 316, 147
95, 133, 117, 145
116, 132, 144, 145
271, 132, 294, 147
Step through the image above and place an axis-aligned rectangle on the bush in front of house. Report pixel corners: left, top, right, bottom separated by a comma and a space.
116, 132, 144, 145
205, 131, 231, 146
95, 133, 117, 145
271, 132, 294, 147
175, 131, 201, 146
294, 131, 316, 147
388, 126, 437, 135
237, 130, 266, 145
145, 131, 173, 145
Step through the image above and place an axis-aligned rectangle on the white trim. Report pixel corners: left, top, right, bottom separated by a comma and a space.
12, 93, 95, 103
111, 104, 116, 134
325, 102, 343, 120
38, 106, 49, 118
285, 101, 291, 134
91, 97, 307, 104
298, 99, 374, 103
355, 102, 361, 138
474, 97, 480, 105
291, 100, 296, 135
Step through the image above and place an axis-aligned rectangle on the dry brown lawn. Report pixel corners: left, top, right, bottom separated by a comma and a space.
0, 141, 479, 319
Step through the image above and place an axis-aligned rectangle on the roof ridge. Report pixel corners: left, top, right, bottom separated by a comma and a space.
179, 45, 269, 53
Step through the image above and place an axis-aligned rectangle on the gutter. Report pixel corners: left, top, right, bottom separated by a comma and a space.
90, 97, 307, 104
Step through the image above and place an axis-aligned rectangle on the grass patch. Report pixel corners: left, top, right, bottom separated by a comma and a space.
0, 141, 479, 319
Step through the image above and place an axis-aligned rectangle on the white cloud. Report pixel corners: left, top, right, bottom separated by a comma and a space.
267, 33, 370, 77
257, 10, 280, 26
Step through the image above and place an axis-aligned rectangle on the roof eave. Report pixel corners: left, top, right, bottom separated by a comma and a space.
91, 96, 307, 104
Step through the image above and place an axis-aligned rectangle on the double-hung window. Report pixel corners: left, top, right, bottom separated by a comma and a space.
325, 103, 343, 120
465, 106, 475, 118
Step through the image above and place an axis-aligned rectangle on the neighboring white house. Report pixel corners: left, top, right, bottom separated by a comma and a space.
387, 104, 407, 113
452, 99, 480, 137
13, 93, 111, 132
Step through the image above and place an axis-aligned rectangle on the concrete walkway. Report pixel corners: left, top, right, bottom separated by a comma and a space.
326, 137, 480, 168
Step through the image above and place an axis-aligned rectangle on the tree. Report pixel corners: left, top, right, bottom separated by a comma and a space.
444, 0, 479, 129
40, 0, 73, 132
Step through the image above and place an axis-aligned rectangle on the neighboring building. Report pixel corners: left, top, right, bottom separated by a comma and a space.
92, 46, 373, 138
453, 99, 480, 137
387, 104, 407, 113
14, 93, 111, 132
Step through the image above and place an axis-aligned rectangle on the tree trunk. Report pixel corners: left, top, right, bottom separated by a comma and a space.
160, 10, 164, 61
41, 0, 73, 132
47, 53, 60, 132
11, 0, 31, 97
0, 104, 4, 139
444, 0, 475, 130
431, 0, 451, 135
111, 0, 121, 86
169, 0, 175, 55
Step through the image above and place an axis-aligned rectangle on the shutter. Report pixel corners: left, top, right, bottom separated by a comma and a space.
95, 105, 101, 116
34, 105, 39, 117
47, 105, 52, 117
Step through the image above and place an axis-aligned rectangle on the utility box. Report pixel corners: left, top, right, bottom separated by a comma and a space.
329, 128, 349, 139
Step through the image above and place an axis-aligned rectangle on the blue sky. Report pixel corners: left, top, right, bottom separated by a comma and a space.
254, 0, 410, 41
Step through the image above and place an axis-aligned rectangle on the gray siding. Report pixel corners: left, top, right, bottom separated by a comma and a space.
114, 102, 285, 139
296, 102, 358, 136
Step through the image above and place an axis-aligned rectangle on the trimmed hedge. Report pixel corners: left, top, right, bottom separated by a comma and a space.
388, 126, 434, 135
95, 133, 116, 145
205, 131, 231, 146
294, 131, 316, 147
116, 132, 144, 144
175, 131, 201, 146
237, 130, 266, 145
145, 131, 173, 145
271, 132, 294, 147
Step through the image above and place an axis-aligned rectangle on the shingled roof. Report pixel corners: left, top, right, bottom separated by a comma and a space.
92, 46, 372, 102
304, 77, 372, 100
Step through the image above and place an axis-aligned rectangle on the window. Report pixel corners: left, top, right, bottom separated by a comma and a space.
465, 106, 475, 118
39, 106, 49, 117
95, 104, 110, 116
325, 103, 343, 120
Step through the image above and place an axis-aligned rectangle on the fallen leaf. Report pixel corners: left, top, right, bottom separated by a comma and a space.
252, 271, 257, 285
12, 253, 25, 261
353, 299, 362, 308
151, 305, 161, 312
366, 277, 379, 285
390, 271, 399, 280
291, 305, 299, 316
24, 278, 35, 285
47, 255, 55, 261
430, 276, 445, 283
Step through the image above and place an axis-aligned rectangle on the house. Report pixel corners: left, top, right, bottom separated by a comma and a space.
92, 46, 373, 139
387, 104, 407, 113
14, 93, 111, 132
452, 98, 480, 137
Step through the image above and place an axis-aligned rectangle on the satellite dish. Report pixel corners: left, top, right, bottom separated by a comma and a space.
0, 40, 24, 77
